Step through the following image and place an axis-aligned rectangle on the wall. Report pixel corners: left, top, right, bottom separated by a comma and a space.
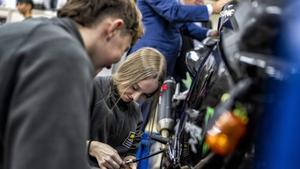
0, 7, 56, 24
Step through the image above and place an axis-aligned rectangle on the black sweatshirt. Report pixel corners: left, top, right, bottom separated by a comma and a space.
89, 76, 143, 166
0, 18, 94, 169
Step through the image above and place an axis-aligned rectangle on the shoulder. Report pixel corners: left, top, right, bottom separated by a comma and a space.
13, 20, 94, 83
93, 76, 112, 100
29, 23, 80, 50
18, 18, 83, 52
20, 21, 89, 66
94, 76, 112, 89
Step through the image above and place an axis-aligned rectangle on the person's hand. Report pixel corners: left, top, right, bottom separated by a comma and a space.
212, 0, 232, 14
120, 163, 136, 169
207, 30, 219, 38
88, 140, 123, 169
121, 156, 137, 169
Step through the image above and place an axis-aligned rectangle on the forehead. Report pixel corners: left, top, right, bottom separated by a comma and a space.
136, 78, 159, 94
17, 2, 27, 5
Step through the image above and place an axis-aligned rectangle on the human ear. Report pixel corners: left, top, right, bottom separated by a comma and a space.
106, 19, 125, 41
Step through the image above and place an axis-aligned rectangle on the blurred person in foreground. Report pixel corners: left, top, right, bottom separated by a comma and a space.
0, 0, 142, 169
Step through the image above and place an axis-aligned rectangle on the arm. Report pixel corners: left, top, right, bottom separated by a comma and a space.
89, 77, 124, 169
126, 121, 143, 157
144, 0, 209, 22
7, 27, 93, 169
124, 118, 143, 169
89, 76, 112, 142
88, 140, 123, 169
180, 22, 209, 42
143, 0, 232, 22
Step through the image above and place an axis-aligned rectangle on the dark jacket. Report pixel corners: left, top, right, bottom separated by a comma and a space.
0, 17, 94, 169
130, 0, 210, 75
89, 76, 143, 166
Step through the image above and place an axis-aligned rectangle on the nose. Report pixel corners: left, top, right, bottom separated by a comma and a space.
132, 91, 143, 101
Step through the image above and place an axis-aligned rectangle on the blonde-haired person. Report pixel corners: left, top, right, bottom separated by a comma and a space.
88, 47, 166, 169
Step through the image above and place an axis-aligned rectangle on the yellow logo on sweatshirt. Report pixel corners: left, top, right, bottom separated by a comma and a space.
122, 131, 135, 148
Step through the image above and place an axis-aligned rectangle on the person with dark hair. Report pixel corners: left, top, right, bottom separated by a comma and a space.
16, 0, 34, 19
0, 0, 142, 169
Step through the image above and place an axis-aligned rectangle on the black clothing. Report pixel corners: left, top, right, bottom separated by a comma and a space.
0, 17, 94, 169
89, 76, 143, 166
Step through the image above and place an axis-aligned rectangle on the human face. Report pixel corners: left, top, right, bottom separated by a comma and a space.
120, 78, 159, 103
16, 3, 30, 15
100, 31, 132, 69
91, 24, 132, 72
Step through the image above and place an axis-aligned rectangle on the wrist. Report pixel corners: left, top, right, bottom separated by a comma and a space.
87, 140, 94, 156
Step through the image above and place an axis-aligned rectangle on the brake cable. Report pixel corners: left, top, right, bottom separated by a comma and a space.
125, 149, 166, 164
